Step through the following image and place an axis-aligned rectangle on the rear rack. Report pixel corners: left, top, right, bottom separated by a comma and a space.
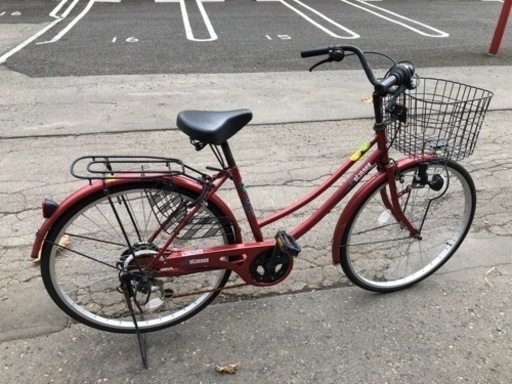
71, 156, 214, 208
71, 155, 209, 182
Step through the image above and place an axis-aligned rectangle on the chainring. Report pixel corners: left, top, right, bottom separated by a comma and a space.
249, 249, 293, 284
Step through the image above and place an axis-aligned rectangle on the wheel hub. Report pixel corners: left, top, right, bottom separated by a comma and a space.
117, 244, 163, 306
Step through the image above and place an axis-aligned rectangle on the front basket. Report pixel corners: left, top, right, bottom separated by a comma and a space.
386, 78, 493, 161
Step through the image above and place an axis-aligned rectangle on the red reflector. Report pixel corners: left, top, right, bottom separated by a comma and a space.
42, 199, 59, 218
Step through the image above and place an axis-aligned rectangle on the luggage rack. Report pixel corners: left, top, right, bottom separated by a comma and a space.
70, 155, 209, 184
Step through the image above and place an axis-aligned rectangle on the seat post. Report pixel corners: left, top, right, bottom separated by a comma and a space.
220, 142, 236, 168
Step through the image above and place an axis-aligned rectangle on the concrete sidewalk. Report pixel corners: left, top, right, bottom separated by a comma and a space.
1, 64, 511, 138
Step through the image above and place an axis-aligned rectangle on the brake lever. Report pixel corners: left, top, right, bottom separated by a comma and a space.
308, 48, 345, 72
309, 57, 331, 72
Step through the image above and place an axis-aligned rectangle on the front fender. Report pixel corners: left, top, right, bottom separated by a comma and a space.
31, 176, 241, 259
331, 157, 418, 264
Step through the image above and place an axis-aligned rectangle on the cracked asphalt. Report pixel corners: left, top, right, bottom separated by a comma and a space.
1, 27, 512, 384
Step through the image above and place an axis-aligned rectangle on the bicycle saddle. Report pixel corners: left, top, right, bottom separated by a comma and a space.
176, 109, 253, 145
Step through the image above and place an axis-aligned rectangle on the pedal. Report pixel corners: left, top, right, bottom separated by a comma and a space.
275, 231, 301, 257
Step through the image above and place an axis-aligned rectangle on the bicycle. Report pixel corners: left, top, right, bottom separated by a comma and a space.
31, 45, 493, 365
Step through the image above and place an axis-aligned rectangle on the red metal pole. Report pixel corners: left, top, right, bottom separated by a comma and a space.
489, 0, 512, 55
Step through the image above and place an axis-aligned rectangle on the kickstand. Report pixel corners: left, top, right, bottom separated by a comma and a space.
120, 275, 149, 369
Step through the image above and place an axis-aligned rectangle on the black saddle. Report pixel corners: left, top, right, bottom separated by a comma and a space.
176, 109, 253, 145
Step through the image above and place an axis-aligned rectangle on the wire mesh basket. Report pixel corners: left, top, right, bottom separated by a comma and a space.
386, 78, 493, 161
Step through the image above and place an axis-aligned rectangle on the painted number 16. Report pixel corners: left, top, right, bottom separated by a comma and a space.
0, 11, 21, 16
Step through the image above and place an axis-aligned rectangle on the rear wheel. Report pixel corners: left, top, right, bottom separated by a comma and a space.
40, 181, 236, 333
340, 161, 476, 292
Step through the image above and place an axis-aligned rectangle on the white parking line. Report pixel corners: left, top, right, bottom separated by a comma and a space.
37, 0, 96, 45
0, 21, 62, 63
273, 0, 359, 39
341, 0, 449, 37
60, 0, 79, 18
157, 0, 218, 41
0, 0, 75, 63
50, 0, 72, 18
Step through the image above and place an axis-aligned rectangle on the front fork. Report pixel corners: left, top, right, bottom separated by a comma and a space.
380, 161, 420, 238
380, 161, 447, 239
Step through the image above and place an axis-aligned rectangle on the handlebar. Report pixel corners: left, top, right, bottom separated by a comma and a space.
300, 46, 335, 58
300, 45, 416, 95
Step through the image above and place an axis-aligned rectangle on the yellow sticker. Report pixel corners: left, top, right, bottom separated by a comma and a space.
350, 142, 372, 162
350, 150, 362, 162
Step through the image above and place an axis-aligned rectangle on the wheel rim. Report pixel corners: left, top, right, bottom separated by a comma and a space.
45, 184, 230, 332
344, 163, 474, 290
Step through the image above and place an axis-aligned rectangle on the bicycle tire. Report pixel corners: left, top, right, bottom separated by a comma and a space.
40, 180, 237, 333
340, 160, 476, 292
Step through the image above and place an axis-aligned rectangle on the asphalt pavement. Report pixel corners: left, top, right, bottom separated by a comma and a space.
1, 20, 512, 384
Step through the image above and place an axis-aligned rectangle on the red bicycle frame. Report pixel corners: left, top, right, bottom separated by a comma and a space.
30, 93, 422, 288
152, 119, 420, 287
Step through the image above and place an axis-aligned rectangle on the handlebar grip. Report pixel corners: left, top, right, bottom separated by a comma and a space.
375, 75, 399, 94
300, 46, 331, 58
375, 61, 416, 94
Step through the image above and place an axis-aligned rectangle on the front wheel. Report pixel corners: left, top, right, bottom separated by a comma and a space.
340, 161, 476, 292
40, 181, 237, 333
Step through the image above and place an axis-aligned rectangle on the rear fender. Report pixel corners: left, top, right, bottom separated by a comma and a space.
31, 176, 241, 259
331, 157, 418, 264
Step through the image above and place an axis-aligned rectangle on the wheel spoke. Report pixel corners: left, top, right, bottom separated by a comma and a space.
41, 182, 235, 333
340, 161, 475, 292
